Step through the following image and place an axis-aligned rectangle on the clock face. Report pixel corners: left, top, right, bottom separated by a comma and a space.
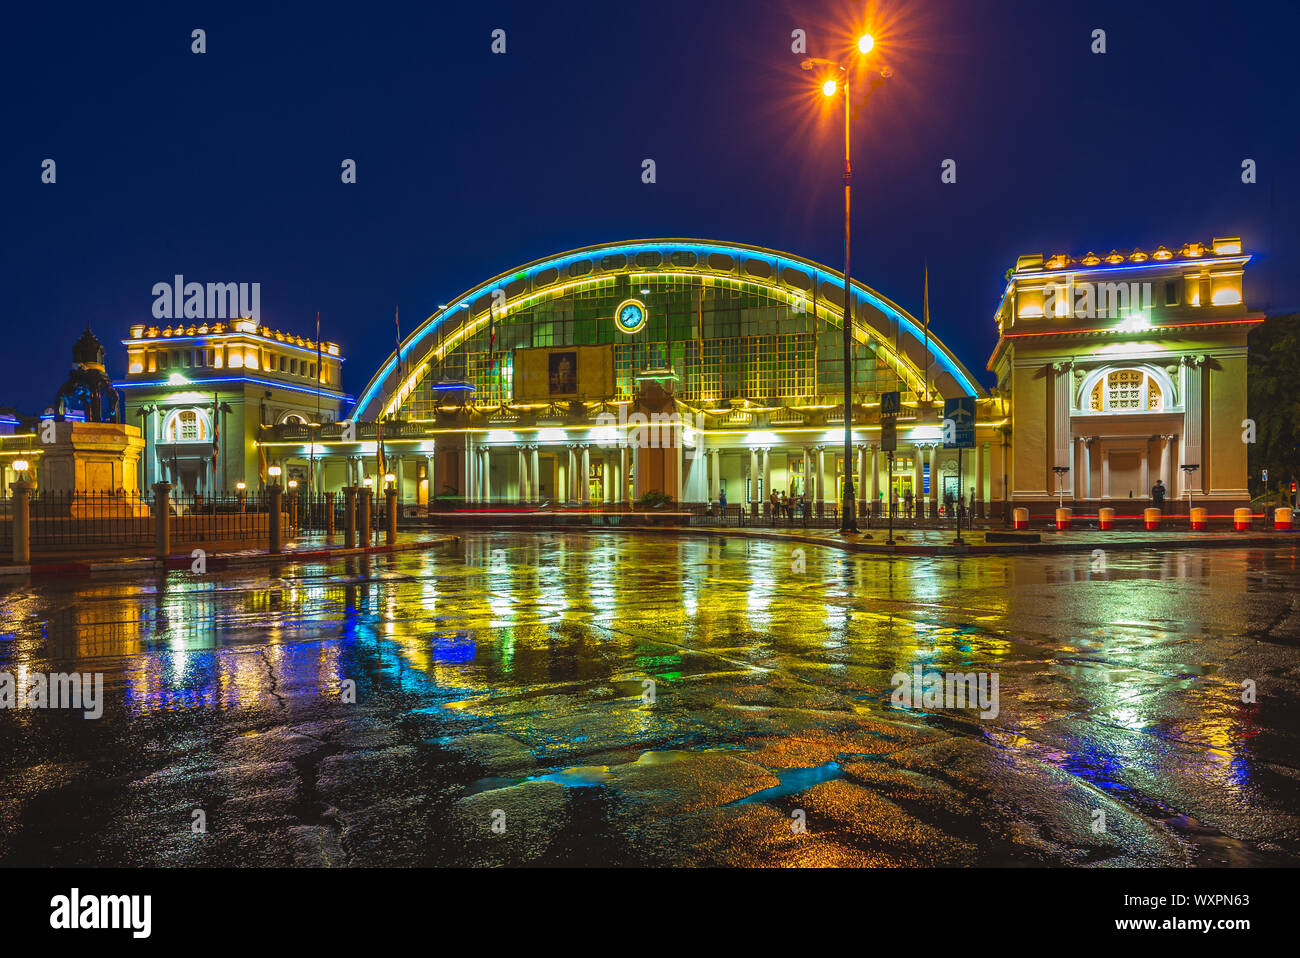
614, 298, 647, 334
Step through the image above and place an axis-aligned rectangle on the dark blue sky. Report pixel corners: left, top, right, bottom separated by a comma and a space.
3, 0, 1296, 407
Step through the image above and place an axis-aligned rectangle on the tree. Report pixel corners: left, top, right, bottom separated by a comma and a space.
1247, 313, 1300, 495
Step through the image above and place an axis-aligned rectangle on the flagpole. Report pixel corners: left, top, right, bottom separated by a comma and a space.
314, 311, 321, 494
923, 263, 930, 402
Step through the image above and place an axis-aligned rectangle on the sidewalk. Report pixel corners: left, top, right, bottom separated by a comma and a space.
605, 523, 1300, 556
0, 531, 461, 579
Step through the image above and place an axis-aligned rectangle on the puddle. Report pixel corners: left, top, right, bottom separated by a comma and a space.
734, 761, 845, 805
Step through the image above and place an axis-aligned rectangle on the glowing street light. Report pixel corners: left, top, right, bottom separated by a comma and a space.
268, 464, 282, 480
799, 33, 891, 535
13, 458, 30, 480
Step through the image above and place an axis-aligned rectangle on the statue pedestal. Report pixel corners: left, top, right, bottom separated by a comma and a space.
36, 422, 149, 516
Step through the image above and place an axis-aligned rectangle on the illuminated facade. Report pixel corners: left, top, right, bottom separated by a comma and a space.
260, 239, 1008, 515
990, 237, 1257, 509
118, 319, 347, 495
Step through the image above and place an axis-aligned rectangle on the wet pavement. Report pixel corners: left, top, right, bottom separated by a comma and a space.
1, 531, 1298, 867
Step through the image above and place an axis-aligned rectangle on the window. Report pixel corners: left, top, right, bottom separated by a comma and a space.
1164, 280, 1179, 306
1088, 369, 1165, 413
167, 409, 205, 441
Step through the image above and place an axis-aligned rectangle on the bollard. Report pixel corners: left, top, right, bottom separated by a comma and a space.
1190, 507, 1208, 531
1143, 507, 1161, 531
385, 487, 398, 545
1055, 507, 1072, 531
152, 481, 172, 560
343, 486, 357, 548
9, 479, 32, 565
1012, 507, 1029, 530
1233, 507, 1252, 531
1275, 506, 1293, 531
358, 489, 372, 547
268, 483, 283, 554
326, 491, 336, 536
1098, 507, 1115, 530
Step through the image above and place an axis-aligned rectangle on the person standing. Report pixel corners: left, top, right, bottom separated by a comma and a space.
719, 485, 727, 518
1151, 478, 1166, 508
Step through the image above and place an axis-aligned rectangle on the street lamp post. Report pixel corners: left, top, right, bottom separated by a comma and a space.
803, 36, 890, 535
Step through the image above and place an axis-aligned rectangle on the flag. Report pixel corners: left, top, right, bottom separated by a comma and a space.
211, 393, 220, 478
376, 417, 386, 481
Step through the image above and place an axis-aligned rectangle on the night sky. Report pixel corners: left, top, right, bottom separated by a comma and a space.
3, 0, 1296, 408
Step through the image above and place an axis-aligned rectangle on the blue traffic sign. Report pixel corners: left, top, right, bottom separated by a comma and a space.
943, 396, 976, 449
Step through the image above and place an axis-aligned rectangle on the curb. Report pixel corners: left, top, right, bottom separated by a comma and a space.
560, 524, 1299, 557
0, 535, 460, 579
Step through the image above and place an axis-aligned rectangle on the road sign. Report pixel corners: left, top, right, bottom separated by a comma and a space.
943, 396, 975, 449
1262, 468, 1268, 483
880, 391, 899, 452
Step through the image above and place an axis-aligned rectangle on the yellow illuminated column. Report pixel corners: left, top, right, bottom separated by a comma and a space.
929, 445, 939, 514
581, 445, 591, 504
816, 446, 826, 510
869, 443, 880, 514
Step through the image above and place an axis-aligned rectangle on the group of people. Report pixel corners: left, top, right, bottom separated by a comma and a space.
768, 489, 812, 519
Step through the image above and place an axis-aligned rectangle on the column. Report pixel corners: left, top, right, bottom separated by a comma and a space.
1052, 361, 1072, 471
518, 446, 528, 503
857, 445, 867, 518
481, 448, 491, 503
912, 445, 923, 512
531, 445, 540, 504
928, 444, 939, 515
975, 441, 985, 516
681, 431, 691, 501
749, 448, 758, 504
1160, 434, 1173, 493
802, 447, 811, 497
581, 445, 591, 504
425, 453, 434, 505
1075, 438, 1089, 501
816, 446, 826, 512
869, 444, 880, 516
632, 443, 641, 500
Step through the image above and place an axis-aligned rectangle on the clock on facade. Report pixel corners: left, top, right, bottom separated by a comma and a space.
614, 298, 647, 334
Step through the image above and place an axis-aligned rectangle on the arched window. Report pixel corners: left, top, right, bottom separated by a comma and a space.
165, 409, 208, 441
1088, 369, 1164, 413
281, 413, 308, 426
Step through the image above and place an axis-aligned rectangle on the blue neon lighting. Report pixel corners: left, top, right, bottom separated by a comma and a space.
115, 375, 352, 401
355, 240, 981, 414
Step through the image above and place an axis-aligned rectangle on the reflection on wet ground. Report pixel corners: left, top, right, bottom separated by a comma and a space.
1, 531, 1298, 867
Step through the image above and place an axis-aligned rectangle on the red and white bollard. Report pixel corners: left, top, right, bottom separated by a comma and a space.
1098, 507, 1115, 530
1055, 507, 1072, 531
1013, 507, 1029, 530
1190, 507, 1208, 531
1276, 507, 1293, 531
1233, 507, 1252, 531
1143, 507, 1161, 531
